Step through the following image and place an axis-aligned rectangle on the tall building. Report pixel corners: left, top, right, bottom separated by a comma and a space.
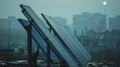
0, 16, 27, 49
73, 12, 106, 36
109, 15, 120, 31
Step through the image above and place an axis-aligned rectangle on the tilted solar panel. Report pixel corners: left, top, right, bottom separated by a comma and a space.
18, 19, 59, 61
41, 14, 91, 67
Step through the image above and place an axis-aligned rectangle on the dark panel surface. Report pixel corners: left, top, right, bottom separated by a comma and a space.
18, 19, 59, 61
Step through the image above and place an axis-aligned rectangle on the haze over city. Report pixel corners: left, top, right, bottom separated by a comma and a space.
0, 0, 120, 24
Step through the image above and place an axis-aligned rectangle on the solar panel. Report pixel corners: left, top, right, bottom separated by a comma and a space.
42, 14, 91, 67
62, 25, 91, 59
20, 4, 78, 67
18, 19, 59, 61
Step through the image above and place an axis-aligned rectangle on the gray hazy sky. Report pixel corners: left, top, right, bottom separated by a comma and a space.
0, 0, 120, 24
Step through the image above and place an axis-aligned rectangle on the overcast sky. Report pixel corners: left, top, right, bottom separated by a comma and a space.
0, 0, 120, 24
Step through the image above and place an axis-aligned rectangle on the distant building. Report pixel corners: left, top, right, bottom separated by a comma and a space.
109, 15, 120, 31
73, 12, 106, 36
0, 16, 47, 61
79, 30, 120, 64
0, 16, 27, 49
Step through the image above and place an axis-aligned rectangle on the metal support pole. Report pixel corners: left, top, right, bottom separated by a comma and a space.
47, 44, 51, 67
27, 23, 33, 67
60, 60, 66, 67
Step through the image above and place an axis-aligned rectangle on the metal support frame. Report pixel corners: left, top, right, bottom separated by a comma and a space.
23, 19, 67, 67
26, 23, 33, 67
25, 20, 52, 67
22, 10, 52, 67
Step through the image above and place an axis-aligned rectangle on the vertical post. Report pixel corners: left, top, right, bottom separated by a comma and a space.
47, 28, 52, 67
60, 60, 66, 67
27, 23, 33, 67
47, 44, 51, 67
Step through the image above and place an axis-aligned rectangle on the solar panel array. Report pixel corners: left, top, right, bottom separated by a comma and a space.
20, 4, 78, 67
